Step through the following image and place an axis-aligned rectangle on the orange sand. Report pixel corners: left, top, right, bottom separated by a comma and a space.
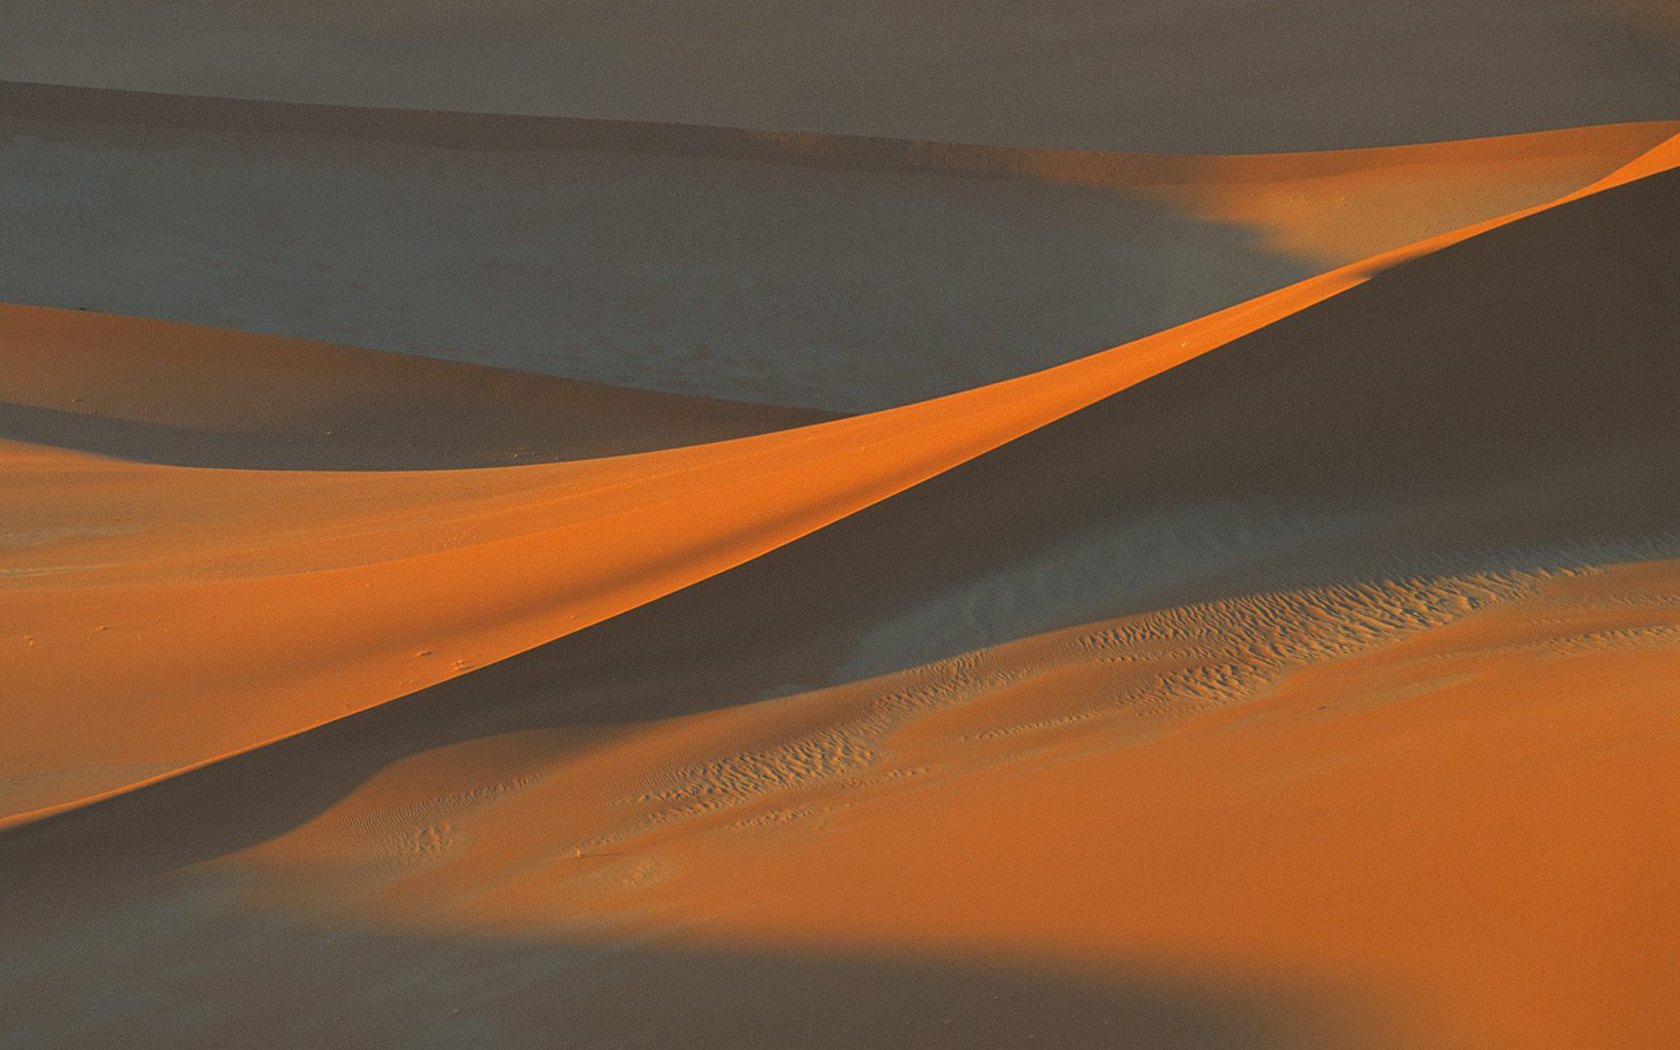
0, 122, 1676, 1049
6, 129, 1662, 824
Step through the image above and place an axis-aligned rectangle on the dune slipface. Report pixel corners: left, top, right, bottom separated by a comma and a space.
1, 30, 1677, 1050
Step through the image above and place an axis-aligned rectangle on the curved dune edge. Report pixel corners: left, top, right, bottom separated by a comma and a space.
5, 78, 1675, 273
0, 302, 833, 469
5, 78, 1672, 185
3, 127, 1676, 832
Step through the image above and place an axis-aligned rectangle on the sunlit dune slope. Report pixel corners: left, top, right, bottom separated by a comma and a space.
1133, 121, 1680, 264
0, 139, 1675, 1050
0, 324, 1205, 819
519, 564, 1678, 1050
1, 129, 1672, 829
0, 303, 829, 469
5, 81, 1672, 407
157, 567, 1672, 1050
411, 145, 1680, 714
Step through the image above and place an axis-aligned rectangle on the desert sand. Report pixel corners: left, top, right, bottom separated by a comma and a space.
2, 24, 1678, 1050
4, 81, 1674, 408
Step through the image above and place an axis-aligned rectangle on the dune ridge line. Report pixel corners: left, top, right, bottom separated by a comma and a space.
1, 124, 1675, 836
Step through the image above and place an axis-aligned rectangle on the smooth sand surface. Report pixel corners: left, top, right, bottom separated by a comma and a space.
0, 117, 1675, 1050
0, 303, 828, 469
4, 131, 1669, 823
5, 82, 1672, 409
2, 2, 1678, 151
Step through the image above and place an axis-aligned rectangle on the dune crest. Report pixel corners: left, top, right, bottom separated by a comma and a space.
2, 126, 1675, 830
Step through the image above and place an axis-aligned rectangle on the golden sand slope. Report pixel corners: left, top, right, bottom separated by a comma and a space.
0, 128, 1676, 1049
4, 129, 1670, 827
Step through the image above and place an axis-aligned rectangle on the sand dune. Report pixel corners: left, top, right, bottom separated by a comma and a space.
138, 564, 1666, 1050
3, 2, 1677, 151
0, 107, 1675, 1050
7, 132, 1670, 826
0, 302, 828, 469
5, 81, 1672, 408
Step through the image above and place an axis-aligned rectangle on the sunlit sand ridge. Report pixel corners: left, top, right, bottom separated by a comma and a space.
0, 97, 1676, 1050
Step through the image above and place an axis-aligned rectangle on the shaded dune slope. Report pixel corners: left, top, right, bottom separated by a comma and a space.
4, 1, 1678, 151
1, 130, 1673, 832
5, 79, 1669, 266
5, 80, 1672, 197
0, 303, 830, 469
4, 81, 1672, 408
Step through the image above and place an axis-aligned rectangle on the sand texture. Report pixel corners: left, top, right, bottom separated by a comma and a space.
1, 25, 1677, 1050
